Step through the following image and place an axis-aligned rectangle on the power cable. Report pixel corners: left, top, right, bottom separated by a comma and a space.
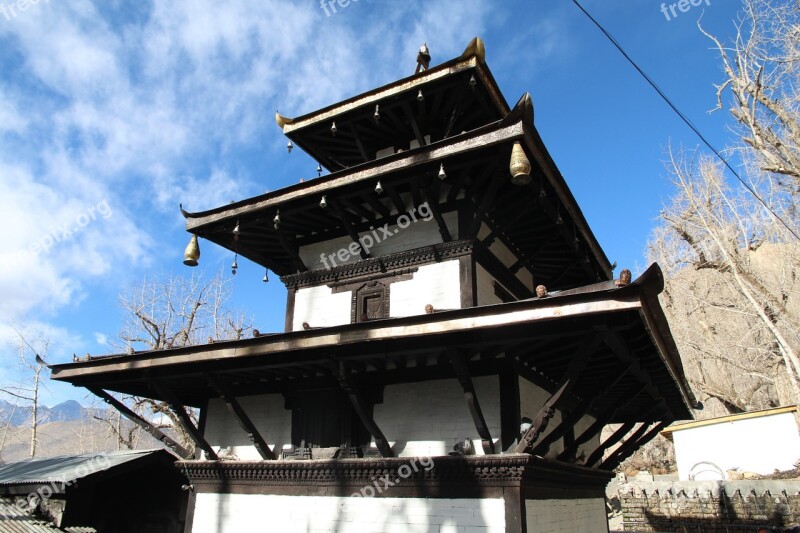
571, 0, 800, 241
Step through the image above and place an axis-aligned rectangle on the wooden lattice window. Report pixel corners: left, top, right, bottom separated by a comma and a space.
353, 281, 389, 323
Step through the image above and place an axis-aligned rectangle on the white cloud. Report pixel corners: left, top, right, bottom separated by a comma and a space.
0, 0, 495, 393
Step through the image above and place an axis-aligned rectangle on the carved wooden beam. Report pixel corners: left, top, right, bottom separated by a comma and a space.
599, 328, 671, 418
347, 122, 370, 163
450, 352, 496, 454
422, 182, 452, 242
336, 362, 394, 458
207, 375, 276, 460
515, 334, 600, 453
86, 386, 191, 459
583, 421, 636, 468
384, 182, 406, 215
557, 393, 657, 462
602, 421, 670, 471
534, 367, 633, 458
329, 199, 369, 260
150, 379, 219, 460
469, 174, 503, 239
275, 229, 307, 273
401, 101, 426, 149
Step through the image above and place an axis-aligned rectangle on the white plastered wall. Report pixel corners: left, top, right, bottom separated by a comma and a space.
525, 498, 608, 533
203, 393, 292, 461
390, 260, 462, 317
372, 376, 501, 457
292, 284, 352, 331
672, 410, 800, 480
192, 494, 505, 533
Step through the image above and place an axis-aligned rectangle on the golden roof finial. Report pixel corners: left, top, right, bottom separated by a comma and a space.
459, 37, 486, 64
275, 112, 294, 129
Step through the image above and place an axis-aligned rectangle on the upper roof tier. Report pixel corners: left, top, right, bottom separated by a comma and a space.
276, 38, 509, 172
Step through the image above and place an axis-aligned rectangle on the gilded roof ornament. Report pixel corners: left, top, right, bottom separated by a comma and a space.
275, 112, 294, 129
459, 37, 486, 64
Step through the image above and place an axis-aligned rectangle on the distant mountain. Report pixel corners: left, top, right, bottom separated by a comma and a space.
0, 399, 106, 427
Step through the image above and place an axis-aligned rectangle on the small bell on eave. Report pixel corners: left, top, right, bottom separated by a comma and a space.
183, 235, 200, 267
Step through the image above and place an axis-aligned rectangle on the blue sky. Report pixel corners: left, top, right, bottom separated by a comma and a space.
0, 0, 745, 405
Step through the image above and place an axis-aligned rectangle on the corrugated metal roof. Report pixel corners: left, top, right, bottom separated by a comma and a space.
0, 449, 166, 486
0, 498, 96, 532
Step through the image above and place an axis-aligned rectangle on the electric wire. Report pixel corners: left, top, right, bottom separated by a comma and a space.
571, 0, 800, 241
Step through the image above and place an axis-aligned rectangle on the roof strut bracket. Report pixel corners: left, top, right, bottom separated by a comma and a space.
450, 351, 496, 454
515, 334, 600, 454
329, 199, 369, 260
601, 421, 670, 471
336, 362, 394, 458
86, 386, 191, 459
150, 378, 219, 461
207, 375, 276, 460
579, 401, 665, 467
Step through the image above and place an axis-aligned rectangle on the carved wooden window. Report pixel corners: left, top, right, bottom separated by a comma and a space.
353, 281, 389, 323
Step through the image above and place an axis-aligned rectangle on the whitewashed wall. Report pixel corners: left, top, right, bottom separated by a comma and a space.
372, 377, 501, 457
390, 260, 462, 317
519, 377, 598, 460
672, 410, 800, 480
192, 494, 505, 533
292, 284, 352, 331
290, 260, 462, 330
525, 498, 608, 533
203, 394, 292, 461
299, 211, 459, 270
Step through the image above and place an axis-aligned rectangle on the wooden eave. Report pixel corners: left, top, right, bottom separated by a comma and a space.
277, 46, 509, 171
50, 264, 695, 422
182, 109, 613, 288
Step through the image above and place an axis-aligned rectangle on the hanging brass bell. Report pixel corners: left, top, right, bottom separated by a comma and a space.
510, 142, 532, 185
183, 235, 200, 267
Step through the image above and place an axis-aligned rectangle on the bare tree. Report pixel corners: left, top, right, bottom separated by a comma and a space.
649, 151, 800, 414
703, 0, 800, 195
0, 331, 47, 458
95, 269, 251, 455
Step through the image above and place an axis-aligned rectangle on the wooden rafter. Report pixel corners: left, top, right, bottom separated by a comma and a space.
274, 228, 307, 273
347, 122, 370, 162
328, 199, 369, 260
87, 386, 191, 459
207, 375, 276, 460
583, 421, 635, 468
422, 181, 452, 242
150, 379, 219, 460
450, 351, 496, 454
602, 421, 670, 470
336, 362, 394, 458
515, 334, 601, 453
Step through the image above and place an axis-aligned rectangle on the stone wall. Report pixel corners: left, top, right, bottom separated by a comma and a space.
617, 479, 800, 532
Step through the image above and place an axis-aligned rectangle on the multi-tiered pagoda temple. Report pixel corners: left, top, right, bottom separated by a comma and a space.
51, 38, 696, 533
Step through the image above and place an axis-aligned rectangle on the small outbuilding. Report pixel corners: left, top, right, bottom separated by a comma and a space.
661, 405, 800, 481
0, 449, 187, 532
